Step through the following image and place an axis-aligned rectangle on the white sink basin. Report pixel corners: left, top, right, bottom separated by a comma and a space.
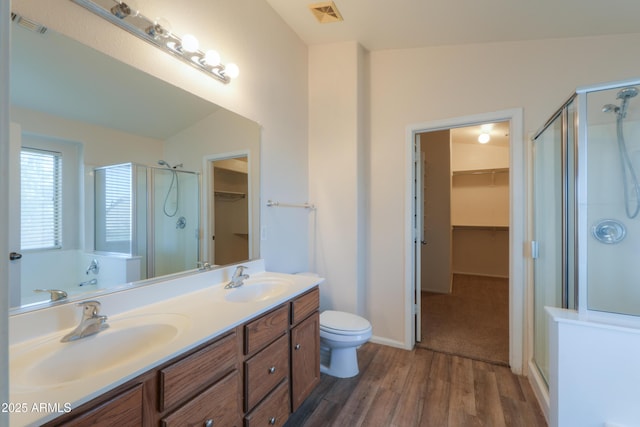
224, 277, 293, 303
11, 313, 190, 391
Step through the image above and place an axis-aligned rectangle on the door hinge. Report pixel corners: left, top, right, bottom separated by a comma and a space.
531, 241, 539, 259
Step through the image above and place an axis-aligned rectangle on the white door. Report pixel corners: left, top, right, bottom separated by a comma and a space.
8, 122, 22, 307
413, 134, 424, 342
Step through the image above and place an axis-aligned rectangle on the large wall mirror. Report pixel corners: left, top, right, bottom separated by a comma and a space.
9, 14, 260, 312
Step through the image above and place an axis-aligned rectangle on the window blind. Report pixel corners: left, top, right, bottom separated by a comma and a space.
20, 147, 63, 250
104, 164, 132, 244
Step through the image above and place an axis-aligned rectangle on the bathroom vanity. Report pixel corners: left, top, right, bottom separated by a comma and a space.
9, 261, 321, 426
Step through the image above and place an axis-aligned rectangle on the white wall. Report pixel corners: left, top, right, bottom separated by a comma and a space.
308, 42, 367, 315
365, 33, 640, 346
11, 0, 310, 274
309, 34, 640, 346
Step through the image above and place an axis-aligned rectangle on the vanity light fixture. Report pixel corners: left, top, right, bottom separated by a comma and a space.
70, 0, 239, 84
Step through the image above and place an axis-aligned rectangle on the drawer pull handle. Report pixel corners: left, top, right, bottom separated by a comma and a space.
269, 417, 276, 425
268, 366, 276, 374
294, 344, 301, 350
204, 419, 214, 427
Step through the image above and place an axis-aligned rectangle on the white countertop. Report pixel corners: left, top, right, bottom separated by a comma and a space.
8, 260, 323, 426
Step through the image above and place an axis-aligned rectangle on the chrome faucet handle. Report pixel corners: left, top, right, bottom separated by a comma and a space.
234, 265, 248, 277
34, 289, 68, 302
77, 300, 102, 318
197, 261, 212, 271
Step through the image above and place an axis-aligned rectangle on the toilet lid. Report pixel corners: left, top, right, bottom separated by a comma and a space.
320, 310, 371, 333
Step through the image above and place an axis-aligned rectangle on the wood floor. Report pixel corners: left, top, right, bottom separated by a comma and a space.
285, 342, 546, 427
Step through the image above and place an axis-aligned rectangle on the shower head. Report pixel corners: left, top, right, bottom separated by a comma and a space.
157, 160, 172, 169
618, 87, 638, 118
617, 87, 638, 100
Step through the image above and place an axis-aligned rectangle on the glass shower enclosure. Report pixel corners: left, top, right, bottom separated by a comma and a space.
94, 163, 200, 281
532, 78, 640, 385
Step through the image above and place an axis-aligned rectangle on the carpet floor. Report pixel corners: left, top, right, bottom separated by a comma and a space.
418, 274, 509, 366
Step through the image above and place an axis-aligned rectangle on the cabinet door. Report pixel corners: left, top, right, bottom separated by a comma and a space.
60, 384, 143, 427
290, 312, 320, 411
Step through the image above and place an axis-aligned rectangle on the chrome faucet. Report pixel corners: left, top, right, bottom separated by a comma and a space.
34, 288, 68, 302
225, 265, 249, 289
61, 300, 109, 342
86, 258, 100, 275
79, 278, 98, 287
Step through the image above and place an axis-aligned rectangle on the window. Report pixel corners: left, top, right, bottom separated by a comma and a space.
95, 163, 133, 254
20, 147, 63, 250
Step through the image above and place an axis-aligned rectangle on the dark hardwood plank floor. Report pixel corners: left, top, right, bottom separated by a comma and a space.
285, 342, 546, 427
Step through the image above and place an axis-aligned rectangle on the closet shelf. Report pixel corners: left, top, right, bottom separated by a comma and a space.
214, 190, 246, 200
452, 225, 509, 231
452, 167, 509, 176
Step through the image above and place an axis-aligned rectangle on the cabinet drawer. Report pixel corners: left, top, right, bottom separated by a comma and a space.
244, 305, 288, 355
162, 370, 242, 427
244, 379, 290, 427
245, 334, 289, 411
160, 331, 238, 411
61, 384, 142, 427
290, 287, 319, 326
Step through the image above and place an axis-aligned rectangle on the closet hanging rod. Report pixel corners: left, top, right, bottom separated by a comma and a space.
452, 168, 509, 176
266, 200, 316, 210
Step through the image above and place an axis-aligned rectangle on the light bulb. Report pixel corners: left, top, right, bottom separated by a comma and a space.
204, 50, 221, 66
478, 133, 490, 144
111, 0, 138, 18
224, 63, 240, 79
146, 17, 171, 39
181, 34, 199, 52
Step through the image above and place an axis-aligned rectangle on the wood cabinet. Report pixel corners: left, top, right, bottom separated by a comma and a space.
45, 285, 319, 427
291, 312, 320, 411
161, 371, 242, 427
56, 384, 143, 427
160, 331, 238, 411
290, 288, 320, 412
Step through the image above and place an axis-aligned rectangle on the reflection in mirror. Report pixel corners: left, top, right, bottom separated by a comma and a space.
209, 156, 249, 265
9, 14, 260, 311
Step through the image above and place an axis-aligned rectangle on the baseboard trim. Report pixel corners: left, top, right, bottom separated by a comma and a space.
369, 335, 411, 350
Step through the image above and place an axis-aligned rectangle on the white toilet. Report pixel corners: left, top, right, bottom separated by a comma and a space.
319, 310, 372, 378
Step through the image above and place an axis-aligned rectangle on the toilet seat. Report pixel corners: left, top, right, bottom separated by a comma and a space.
320, 310, 371, 336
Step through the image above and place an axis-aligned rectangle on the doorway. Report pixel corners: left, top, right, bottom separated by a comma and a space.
418, 123, 510, 365
207, 155, 249, 266
407, 108, 525, 374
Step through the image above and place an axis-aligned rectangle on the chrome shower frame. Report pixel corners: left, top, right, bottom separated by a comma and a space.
575, 77, 640, 316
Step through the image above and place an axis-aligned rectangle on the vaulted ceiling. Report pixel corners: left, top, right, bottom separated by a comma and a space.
266, 0, 640, 50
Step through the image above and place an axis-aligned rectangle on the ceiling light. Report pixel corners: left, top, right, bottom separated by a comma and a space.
478, 133, 490, 144
71, 0, 239, 84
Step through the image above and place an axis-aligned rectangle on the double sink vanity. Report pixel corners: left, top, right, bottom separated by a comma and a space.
9, 260, 322, 426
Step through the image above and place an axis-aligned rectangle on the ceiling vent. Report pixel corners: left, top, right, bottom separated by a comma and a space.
11, 13, 48, 34
309, 1, 344, 24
